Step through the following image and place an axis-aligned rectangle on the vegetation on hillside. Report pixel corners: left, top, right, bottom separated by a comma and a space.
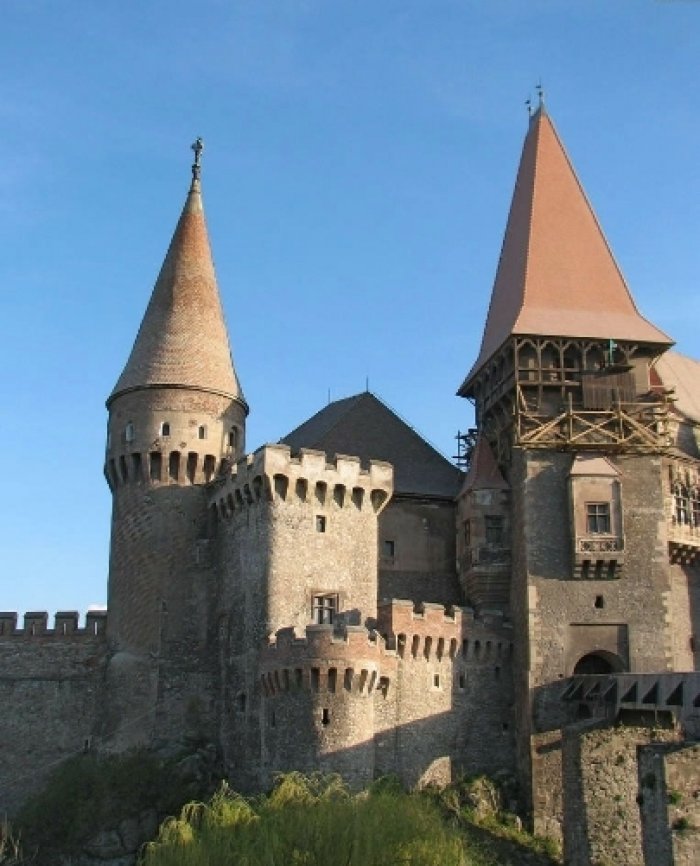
142, 773, 561, 866
9, 755, 560, 865
14, 749, 200, 863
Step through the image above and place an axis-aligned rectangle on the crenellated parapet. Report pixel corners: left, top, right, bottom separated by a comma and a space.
376, 599, 513, 664
260, 624, 394, 698
210, 444, 393, 520
0, 610, 108, 638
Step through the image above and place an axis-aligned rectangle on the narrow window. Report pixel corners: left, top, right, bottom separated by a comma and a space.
124, 422, 135, 443
315, 514, 326, 533
586, 503, 611, 534
383, 539, 395, 558
433, 673, 440, 689
198, 425, 207, 440
160, 421, 171, 437
674, 484, 690, 525
321, 708, 330, 726
458, 673, 466, 689
228, 427, 238, 449
594, 595, 605, 609
691, 487, 700, 527
237, 693, 247, 712
463, 519, 471, 547
312, 594, 338, 624
485, 515, 504, 545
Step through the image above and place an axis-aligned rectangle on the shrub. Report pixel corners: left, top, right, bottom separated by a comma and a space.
142, 774, 477, 866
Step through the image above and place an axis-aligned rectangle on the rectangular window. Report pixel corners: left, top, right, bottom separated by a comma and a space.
315, 515, 326, 533
485, 515, 504, 545
383, 539, 395, 558
463, 519, 471, 547
586, 502, 611, 534
312, 594, 338, 625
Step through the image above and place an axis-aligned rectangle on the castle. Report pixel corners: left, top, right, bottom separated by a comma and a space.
1, 105, 699, 865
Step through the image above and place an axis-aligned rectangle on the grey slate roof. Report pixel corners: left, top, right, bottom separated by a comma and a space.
280, 392, 462, 498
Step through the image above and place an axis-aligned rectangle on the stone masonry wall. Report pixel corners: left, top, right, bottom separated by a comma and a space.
0, 613, 107, 815
378, 496, 461, 607
562, 723, 680, 866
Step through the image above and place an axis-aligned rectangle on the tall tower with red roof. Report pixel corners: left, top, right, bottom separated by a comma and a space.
457, 102, 695, 830
103, 141, 247, 746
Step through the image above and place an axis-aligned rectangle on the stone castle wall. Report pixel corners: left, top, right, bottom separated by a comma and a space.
0, 612, 107, 815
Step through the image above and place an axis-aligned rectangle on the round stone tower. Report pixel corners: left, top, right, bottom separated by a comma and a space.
103, 143, 247, 746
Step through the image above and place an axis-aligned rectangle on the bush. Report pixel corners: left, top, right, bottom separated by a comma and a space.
142, 773, 479, 866
15, 750, 193, 860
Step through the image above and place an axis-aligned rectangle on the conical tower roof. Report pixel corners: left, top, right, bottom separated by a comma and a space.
109, 149, 244, 407
459, 106, 671, 395
459, 436, 509, 496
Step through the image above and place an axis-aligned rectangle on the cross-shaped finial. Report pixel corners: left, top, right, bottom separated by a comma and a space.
191, 137, 204, 181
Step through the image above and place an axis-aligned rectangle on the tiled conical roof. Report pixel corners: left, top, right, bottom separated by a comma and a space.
458, 437, 508, 497
460, 107, 671, 395
109, 175, 244, 405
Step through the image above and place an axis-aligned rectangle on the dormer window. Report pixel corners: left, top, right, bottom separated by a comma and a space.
160, 422, 171, 437
124, 422, 135, 443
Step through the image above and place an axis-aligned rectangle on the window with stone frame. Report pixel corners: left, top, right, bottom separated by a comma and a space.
312, 593, 338, 625
586, 502, 611, 534
691, 487, 700, 528
673, 481, 691, 526
485, 515, 504, 545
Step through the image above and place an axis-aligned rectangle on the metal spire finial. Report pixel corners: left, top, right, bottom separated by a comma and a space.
525, 96, 533, 118
191, 137, 204, 181
536, 81, 545, 108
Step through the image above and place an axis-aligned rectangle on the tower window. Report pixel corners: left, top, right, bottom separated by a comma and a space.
383, 539, 395, 558
463, 520, 471, 546
321, 708, 330, 726
315, 515, 326, 533
485, 515, 504, 545
312, 594, 338, 625
586, 502, 611, 534
160, 422, 171, 437
228, 427, 238, 449
198, 425, 207, 440
124, 422, 135, 443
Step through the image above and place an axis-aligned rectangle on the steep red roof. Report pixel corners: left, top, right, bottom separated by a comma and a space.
460, 107, 671, 395
109, 176, 243, 405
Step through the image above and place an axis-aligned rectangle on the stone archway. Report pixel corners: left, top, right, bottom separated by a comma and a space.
572, 650, 625, 675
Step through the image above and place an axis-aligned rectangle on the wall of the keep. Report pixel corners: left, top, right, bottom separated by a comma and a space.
378, 496, 460, 607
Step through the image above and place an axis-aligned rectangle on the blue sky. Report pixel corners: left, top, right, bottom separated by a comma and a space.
1, 1, 699, 616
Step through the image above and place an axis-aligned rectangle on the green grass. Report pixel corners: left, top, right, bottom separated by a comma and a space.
141, 773, 560, 866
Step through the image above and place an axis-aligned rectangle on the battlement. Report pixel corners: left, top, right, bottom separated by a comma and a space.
0, 610, 108, 638
376, 600, 513, 663
260, 624, 392, 698
211, 444, 394, 519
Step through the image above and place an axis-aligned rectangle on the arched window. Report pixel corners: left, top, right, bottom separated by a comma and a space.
160, 421, 171, 437
124, 422, 135, 443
